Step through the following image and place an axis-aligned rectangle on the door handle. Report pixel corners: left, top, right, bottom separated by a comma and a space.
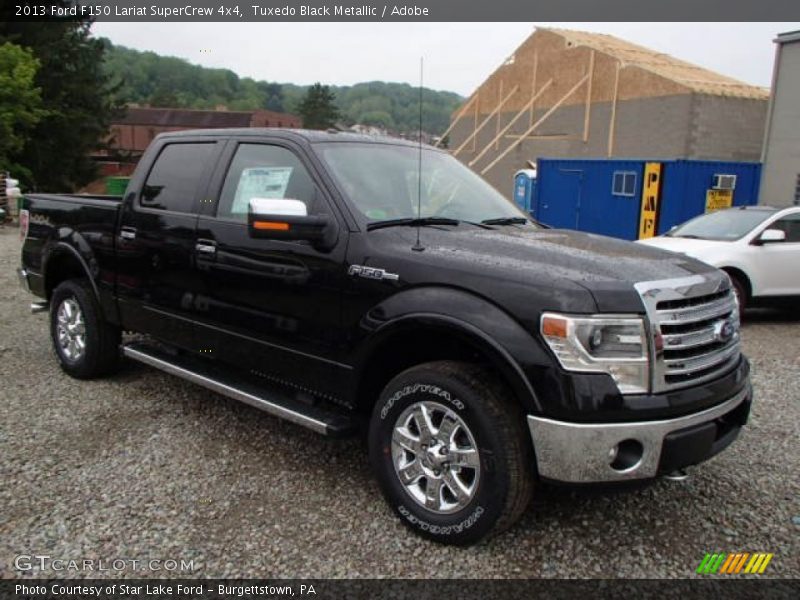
195, 240, 217, 256
120, 226, 137, 240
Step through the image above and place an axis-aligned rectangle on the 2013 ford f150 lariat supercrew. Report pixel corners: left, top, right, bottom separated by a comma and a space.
18, 129, 752, 545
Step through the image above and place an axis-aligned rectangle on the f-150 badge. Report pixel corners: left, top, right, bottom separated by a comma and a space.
348, 265, 399, 281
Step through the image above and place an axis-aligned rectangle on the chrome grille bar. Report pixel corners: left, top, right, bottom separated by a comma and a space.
656, 295, 737, 325
663, 341, 740, 376
635, 273, 741, 392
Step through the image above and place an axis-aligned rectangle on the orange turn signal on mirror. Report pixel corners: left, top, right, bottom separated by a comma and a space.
253, 221, 290, 231
541, 315, 568, 338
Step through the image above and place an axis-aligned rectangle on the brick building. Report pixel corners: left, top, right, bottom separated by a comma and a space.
442, 28, 769, 196
97, 107, 302, 175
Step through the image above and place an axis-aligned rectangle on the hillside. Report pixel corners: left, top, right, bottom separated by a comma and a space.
101, 41, 463, 135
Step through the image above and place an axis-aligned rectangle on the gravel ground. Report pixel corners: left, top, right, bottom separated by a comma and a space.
0, 226, 798, 579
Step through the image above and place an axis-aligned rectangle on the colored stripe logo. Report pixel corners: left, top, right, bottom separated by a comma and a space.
696, 552, 774, 574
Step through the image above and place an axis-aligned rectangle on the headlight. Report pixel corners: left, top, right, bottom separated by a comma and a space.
540, 312, 649, 394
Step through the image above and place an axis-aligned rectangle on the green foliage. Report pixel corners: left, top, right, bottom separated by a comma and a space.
0, 20, 124, 191
0, 42, 46, 178
297, 83, 341, 130
101, 42, 463, 134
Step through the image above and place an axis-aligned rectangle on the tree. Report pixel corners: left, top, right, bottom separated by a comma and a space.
0, 17, 124, 191
0, 43, 46, 179
297, 83, 341, 130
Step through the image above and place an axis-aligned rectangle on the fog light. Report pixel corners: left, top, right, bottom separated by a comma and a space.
609, 439, 644, 472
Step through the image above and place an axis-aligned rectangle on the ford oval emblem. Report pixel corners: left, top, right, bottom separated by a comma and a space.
713, 319, 735, 344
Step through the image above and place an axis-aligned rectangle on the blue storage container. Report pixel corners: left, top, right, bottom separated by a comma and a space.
657, 160, 762, 235
527, 158, 761, 240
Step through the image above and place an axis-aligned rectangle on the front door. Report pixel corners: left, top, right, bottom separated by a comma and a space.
116, 139, 223, 349
193, 140, 350, 400
750, 212, 800, 296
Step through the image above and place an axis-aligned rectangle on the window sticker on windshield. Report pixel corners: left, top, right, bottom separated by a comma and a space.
232, 167, 293, 214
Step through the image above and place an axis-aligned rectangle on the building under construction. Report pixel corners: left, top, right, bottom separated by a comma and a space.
442, 28, 770, 196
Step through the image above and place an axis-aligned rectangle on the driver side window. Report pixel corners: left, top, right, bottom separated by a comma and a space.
217, 144, 320, 221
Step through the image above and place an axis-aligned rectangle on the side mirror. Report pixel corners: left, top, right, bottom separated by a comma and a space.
247, 198, 336, 250
754, 228, 786, 245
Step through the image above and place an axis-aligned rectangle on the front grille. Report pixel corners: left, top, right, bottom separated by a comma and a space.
635, 275, 741, 392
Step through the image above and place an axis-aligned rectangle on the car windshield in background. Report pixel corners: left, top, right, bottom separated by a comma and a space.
316, 142, 532, 226
668, 209, 775, 241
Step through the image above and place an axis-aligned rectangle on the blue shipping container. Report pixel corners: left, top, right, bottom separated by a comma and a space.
528, 158, 761, 240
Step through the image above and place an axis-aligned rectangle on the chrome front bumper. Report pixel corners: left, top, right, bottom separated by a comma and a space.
527, 387, 749, 483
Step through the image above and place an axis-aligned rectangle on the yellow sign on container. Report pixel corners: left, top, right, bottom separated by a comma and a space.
705, 189, 734, 212
638, 162, 662, 239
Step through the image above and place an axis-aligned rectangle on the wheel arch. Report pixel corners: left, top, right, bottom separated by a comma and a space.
353, 313, 542, 417
43, 242, 101, 303
720, 266, 752, 299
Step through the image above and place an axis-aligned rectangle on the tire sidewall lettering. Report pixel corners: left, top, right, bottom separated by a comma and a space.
380, 383, 465, 420
397, 503, 485, 536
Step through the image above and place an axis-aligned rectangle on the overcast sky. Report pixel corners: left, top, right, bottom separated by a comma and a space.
92, 22, 799, 95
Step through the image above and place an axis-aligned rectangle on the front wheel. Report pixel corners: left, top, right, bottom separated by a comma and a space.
368, 361, 533, 545
50, 279, 121, 379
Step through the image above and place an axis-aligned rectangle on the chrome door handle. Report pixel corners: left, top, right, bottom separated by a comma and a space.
120, 226, 137, 240
195, 240, 216, 256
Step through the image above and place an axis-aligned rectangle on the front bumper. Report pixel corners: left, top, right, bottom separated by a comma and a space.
527, 385, 751, 483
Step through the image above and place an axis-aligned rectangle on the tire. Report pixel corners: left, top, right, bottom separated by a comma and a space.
729, 274, 748, 316
368, 360, 533, 545
50, 279, 121, 379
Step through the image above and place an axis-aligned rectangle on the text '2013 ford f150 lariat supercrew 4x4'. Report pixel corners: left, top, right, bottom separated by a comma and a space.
18, 129, 752, 545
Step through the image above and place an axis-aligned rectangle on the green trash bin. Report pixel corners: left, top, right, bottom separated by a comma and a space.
105, 176, 130, 196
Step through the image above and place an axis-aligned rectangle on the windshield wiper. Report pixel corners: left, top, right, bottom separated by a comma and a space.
366, 217, 461, 231
672, 234, 703, 239
480, 217, 529, 226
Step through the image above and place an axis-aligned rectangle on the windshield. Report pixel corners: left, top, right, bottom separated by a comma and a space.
316, 142, 530, 225
668, 209, 775, 241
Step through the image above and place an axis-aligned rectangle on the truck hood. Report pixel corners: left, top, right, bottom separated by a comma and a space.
378, 226, 721, 313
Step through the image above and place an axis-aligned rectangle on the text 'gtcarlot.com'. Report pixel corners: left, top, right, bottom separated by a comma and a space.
14, 554, 196, 572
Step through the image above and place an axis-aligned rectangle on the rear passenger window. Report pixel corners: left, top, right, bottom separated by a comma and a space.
141, 143, 215, 213
217, 144, 319, 221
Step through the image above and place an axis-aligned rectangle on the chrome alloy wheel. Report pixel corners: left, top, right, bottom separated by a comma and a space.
391, 401, 480, 514
56, 297, 86, 361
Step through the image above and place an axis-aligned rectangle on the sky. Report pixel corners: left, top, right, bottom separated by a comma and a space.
92, 22, 800, 95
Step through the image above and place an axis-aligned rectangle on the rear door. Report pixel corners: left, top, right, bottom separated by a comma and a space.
192, 138, 351, 400
115, 137, 223, 349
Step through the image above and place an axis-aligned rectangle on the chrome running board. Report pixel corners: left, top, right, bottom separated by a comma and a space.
122, 342, 356, 436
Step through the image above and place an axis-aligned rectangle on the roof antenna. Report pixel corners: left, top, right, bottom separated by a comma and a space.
412, 56, 425, 252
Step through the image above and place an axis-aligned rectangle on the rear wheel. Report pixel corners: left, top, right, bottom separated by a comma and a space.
50, 279, 121, 379
368, 361, 533, 545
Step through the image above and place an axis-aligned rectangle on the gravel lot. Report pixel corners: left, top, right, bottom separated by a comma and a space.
0, 226, 798, 579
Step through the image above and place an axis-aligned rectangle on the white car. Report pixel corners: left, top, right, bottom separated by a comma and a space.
638, 206, 800, 312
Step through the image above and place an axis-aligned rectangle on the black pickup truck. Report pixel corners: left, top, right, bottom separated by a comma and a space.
18, 129, 752, 544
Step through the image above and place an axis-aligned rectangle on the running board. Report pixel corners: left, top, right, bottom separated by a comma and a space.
122, 342, 357, 437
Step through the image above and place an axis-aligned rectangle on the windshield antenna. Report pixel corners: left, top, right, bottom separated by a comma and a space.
412, 56, 425, 252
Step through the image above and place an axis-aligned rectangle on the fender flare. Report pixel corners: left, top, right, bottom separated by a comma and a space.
352, 287, 551, 414
43, 240, 101, 304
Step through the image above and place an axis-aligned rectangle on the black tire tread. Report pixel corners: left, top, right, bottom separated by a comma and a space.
50, 279, 121, 378
422, 360, 534, 537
